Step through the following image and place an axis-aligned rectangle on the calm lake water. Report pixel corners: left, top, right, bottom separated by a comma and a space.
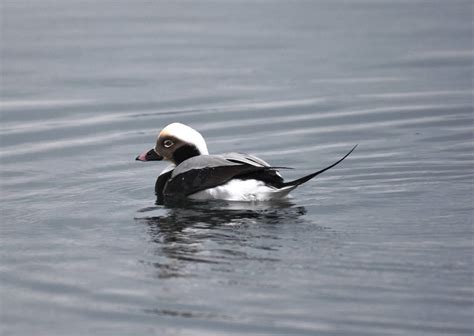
1, 1, 473, 335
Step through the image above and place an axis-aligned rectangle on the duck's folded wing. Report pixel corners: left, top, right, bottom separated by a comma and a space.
220, 152, 272, 167
164, 154, 278, 198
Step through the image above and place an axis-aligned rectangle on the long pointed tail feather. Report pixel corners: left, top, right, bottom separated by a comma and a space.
282, 145, 357, 187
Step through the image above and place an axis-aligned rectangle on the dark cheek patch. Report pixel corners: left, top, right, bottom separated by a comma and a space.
172, 145, 201, 165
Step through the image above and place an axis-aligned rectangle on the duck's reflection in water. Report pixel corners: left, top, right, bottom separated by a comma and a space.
136, 200, 307, 279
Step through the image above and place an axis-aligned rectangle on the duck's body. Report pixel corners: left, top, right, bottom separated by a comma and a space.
153, 152, 297, 203
137, 123, 356, 204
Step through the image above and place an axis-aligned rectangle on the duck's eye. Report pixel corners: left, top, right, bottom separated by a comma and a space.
163, 139, 174, 148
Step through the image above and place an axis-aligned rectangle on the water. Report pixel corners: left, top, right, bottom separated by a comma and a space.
1, 0, 473, 335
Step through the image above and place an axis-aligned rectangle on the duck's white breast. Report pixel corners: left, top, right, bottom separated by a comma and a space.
188, 179, 295, 201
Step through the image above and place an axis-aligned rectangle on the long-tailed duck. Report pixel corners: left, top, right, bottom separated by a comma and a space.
137, 123, 356, 204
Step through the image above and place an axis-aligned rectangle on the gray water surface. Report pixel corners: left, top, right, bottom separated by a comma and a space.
1, 1, 473, 335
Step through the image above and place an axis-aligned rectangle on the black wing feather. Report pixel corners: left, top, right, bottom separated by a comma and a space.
163, 164, 265, 200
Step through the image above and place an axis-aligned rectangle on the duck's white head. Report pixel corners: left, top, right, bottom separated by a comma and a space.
136, 123, 209, 164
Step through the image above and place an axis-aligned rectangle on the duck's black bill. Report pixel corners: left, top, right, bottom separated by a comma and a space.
136, 148, 163, 161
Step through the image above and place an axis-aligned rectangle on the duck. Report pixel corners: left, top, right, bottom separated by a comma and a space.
136, 122, 356, 204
